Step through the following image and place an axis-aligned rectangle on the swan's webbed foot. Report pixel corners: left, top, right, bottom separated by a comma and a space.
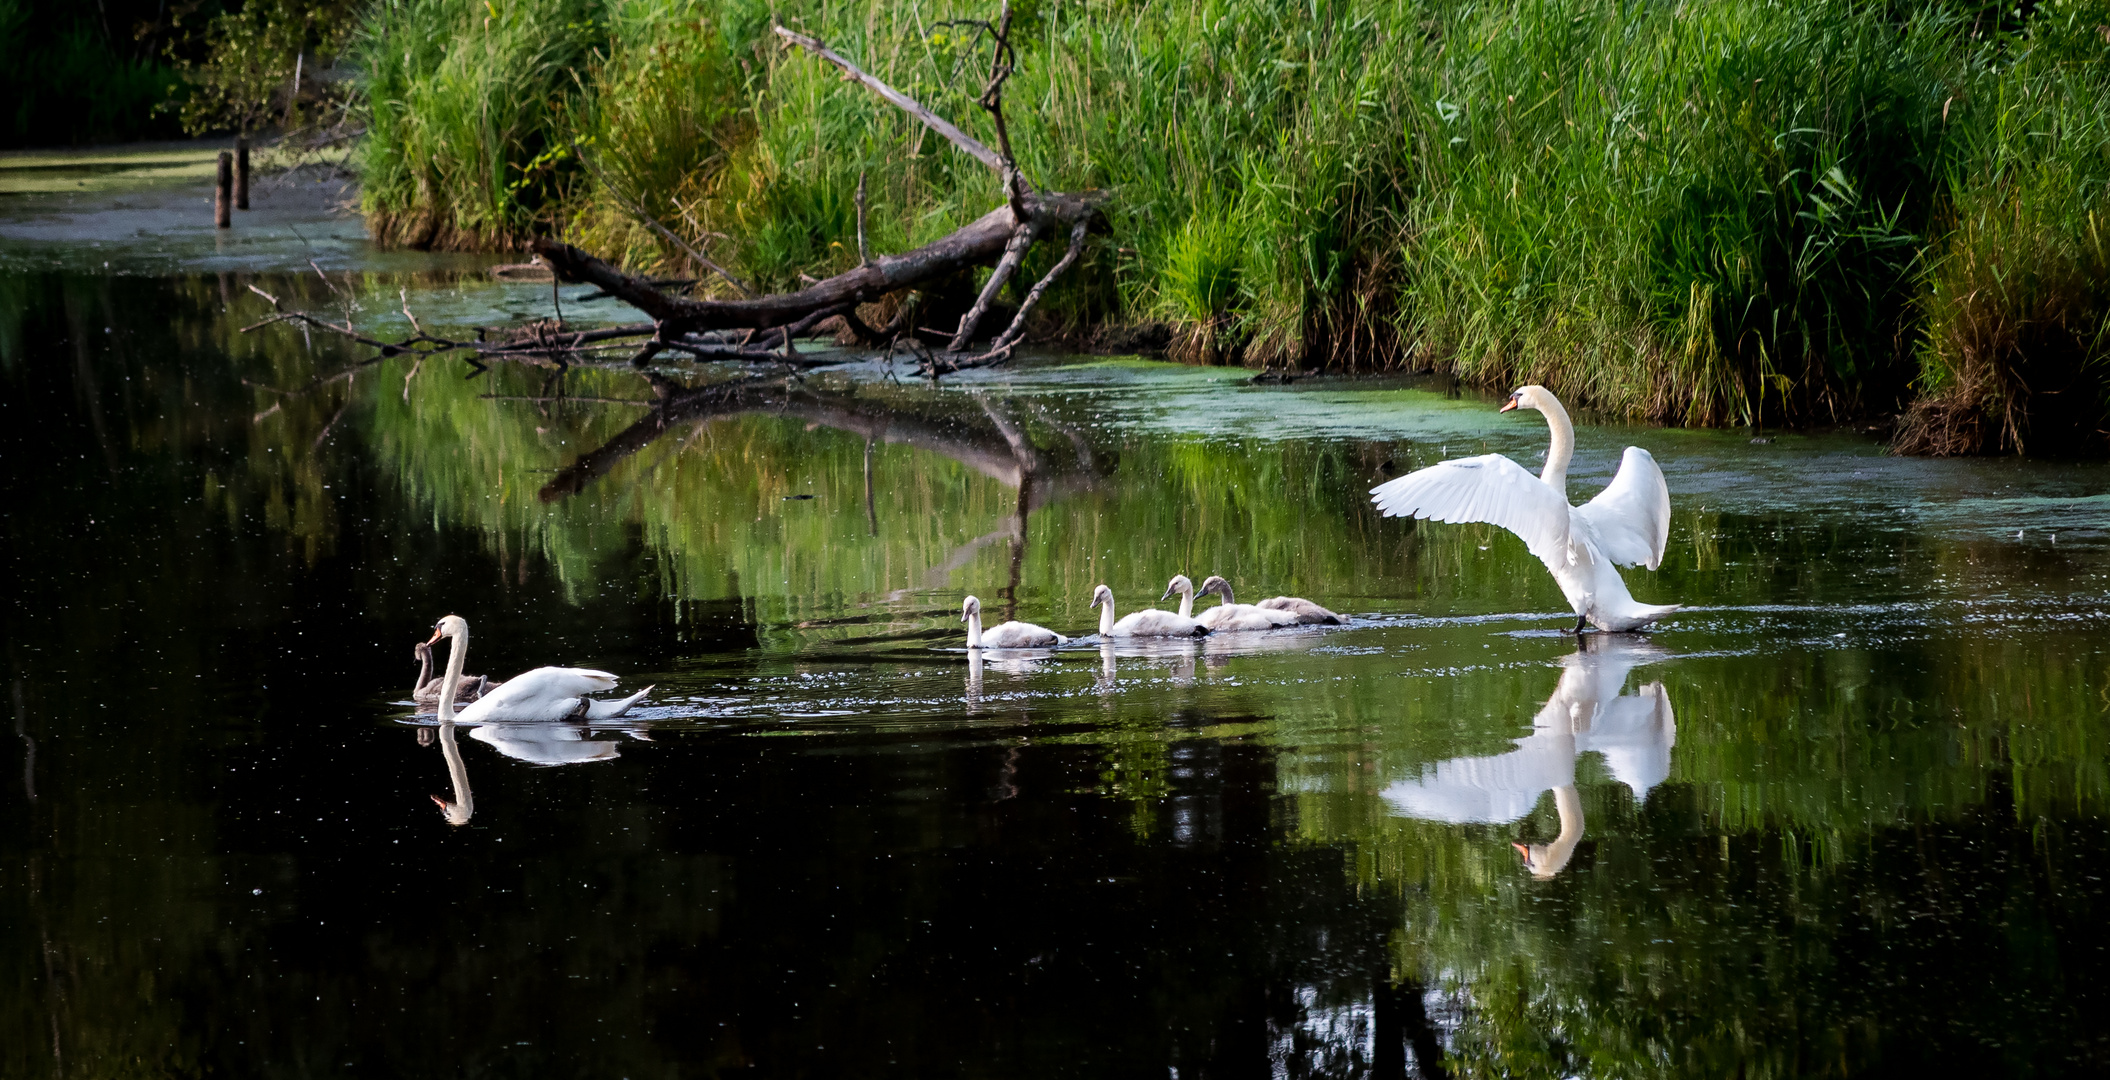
1573, 614, 1589, 635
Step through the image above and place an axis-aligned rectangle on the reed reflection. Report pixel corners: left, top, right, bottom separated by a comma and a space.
1382, 637, 1676, 878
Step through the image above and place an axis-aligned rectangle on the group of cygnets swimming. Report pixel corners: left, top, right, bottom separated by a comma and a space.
961, 574, 1346, 649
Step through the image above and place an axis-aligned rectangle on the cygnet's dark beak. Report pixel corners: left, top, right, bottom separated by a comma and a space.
1499, 393, 1522, 413
1160, 585, 1175, 601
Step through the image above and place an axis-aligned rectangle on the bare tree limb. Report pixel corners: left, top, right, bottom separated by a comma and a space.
855, 170, 870, 267
579, 154, 755, 298
925, 220, 1089, 376
950, 222, 1039, 351
937, 0, 1033, 217
994, 218, 1088, 351
773, 25, 1006, 173
533, 203, 1027, 333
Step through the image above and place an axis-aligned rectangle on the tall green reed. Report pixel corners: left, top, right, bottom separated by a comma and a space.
354, 0, 604, 247
1899, 0, 2110, 455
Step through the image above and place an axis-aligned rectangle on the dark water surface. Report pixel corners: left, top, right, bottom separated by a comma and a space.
7, 260, 2110, 1078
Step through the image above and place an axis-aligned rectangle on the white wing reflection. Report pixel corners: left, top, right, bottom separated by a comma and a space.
1381, 638, 1675, 878
468, 721, 651, 766
418, 714, 656, 823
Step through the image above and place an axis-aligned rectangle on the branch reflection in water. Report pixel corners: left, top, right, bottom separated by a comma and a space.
1382, 636, 1676, 878
536, 373, 1110, 623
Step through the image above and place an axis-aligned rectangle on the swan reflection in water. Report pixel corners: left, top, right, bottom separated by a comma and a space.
1381, 638, 1676, 878
1088, 630, 1324, 690
965, 649, 1061, 709
432, 721, 474, 825
420, 717, 656, 825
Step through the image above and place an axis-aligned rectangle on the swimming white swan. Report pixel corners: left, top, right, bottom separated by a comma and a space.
1159, 574, 1298, 631
413, 640, 497, 706
1090, 584, 1209, 638
1369, 385, 1678, 632
426, 615, 652, 723
961, 595, 1068, 648
1166, 574, 1344, 625
1252, 593, 1346, 625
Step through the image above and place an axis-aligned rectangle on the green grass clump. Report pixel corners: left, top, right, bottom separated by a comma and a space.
350, 0, 2110, 450
560, 0, 758, 269
353, 0, 605, 247
1898, 0, 2110, 455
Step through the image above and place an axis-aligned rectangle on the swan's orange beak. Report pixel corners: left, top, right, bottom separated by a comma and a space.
431, 795, 449, 809
1511, 841, 1532, 861
1499, 394, 1521, 413
424, 627, 444, 645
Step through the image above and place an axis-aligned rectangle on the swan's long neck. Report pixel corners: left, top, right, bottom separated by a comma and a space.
437, 625, 468, 722
1175, 585, 1193, 619
1214, 582, 1235, 607
965, 609, 984, 649
1538, 397, 1576, 495
414, 646, 431, 698
1098, 596, 1115, 636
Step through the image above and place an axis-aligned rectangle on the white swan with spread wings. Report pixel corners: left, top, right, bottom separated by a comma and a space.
1369, 385, 1678, 632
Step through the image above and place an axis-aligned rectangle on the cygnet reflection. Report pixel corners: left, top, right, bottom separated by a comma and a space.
1087, 636, 1204, 686
964, 650, 1057, 709
1381, 638, 1676, 878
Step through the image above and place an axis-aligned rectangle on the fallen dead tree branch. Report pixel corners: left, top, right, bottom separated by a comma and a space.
523, 4, 1103, 378
245, 2, 1104, 383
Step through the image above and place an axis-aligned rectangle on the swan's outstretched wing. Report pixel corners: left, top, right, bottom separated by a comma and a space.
1575, 447, 1670, 569
1369, 454, 1571, 565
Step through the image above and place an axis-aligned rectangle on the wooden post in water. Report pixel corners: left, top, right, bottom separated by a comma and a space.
215, 151, 233, 229
235, 136, 250, 210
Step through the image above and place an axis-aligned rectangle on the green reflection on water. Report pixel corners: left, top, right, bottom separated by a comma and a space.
10, 270, 2110, 1076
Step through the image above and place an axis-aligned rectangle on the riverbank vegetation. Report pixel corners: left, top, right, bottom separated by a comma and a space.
180, 0, 2110, 451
